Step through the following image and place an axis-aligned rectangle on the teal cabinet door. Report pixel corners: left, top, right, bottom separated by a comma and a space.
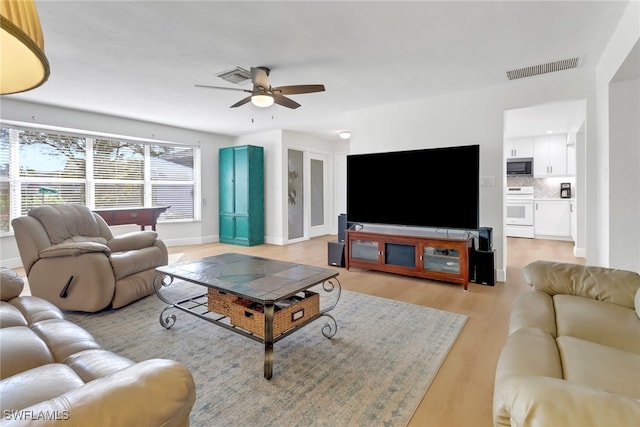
219, 148, 235, 215
219, 145, 264, 246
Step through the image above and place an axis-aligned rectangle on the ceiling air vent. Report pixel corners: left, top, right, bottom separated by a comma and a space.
216, 67, 251, 84
506, 57, 581, 80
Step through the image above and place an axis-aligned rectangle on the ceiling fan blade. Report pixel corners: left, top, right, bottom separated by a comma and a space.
230, 96, 252, 108
273, 94, 301, 109
195, 84, 250, 93
251, 67, 271, 90
274, 84, 325, 95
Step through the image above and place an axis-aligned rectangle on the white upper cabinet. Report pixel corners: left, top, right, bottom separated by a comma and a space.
505, 137, 534, 158
533, 134, 568, 177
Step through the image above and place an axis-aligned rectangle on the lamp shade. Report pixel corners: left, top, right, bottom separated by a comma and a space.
1, 0, 50, 95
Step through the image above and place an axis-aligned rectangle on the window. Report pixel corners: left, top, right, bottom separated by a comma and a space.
0, 124, 200, 234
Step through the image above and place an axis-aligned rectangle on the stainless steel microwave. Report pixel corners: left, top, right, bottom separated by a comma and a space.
506, 158, 533, 176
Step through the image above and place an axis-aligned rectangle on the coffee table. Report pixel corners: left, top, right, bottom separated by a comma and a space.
153, 253, 341, 379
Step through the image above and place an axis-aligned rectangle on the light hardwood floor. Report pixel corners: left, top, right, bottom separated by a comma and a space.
165, 236, 582, 427
13, 236, 582, 426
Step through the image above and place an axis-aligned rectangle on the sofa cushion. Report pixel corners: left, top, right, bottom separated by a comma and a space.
8, 296, 64, 324
30, 319, 101, 363
0, 363, 84, 412
29, 205, 101, 245
0, 302, 28, 328
635, 286, 640, 319
0, 327, 55, 379
554, 294, 640, 354
558, 336, 640, 399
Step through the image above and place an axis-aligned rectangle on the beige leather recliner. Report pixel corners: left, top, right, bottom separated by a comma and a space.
11, 204, 168, 312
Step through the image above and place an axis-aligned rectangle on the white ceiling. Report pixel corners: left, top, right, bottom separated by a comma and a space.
4, 1, 630, 141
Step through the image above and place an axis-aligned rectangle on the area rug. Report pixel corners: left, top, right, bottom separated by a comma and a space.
66, 285, 467, 426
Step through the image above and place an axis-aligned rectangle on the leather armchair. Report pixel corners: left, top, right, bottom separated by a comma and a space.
11, 204, 168, 312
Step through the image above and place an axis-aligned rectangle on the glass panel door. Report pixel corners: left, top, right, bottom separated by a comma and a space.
287, 149, 304, 240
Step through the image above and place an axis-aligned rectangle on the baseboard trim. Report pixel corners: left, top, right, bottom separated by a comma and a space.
573, 246, 586, 258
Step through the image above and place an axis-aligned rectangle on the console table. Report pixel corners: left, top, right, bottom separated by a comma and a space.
93, 206, 169, 231
345, 225, 472, 290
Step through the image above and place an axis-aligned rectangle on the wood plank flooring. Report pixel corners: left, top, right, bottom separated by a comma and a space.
13, 236, 581, 426
165, 236, 582, 427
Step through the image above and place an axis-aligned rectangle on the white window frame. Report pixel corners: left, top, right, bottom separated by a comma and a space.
0, 122, 201, 236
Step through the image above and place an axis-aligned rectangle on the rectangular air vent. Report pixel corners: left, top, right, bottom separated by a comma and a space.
217, 67, 251, 84
506, 57, 580, 80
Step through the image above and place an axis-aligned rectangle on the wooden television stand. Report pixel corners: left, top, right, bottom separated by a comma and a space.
345, 225, 473, 290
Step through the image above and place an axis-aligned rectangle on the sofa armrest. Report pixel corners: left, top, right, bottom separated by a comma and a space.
38, 242, 111, 259
6, 359, 195, 427
524, 260, 640, 309
107, 231, 158, 252
494, 375, 640, 427
11, 216, 53, 275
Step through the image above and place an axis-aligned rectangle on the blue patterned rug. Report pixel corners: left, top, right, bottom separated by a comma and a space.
66, 286, 467, 426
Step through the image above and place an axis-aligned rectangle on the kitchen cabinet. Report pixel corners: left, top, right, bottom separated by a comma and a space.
533, 134, 567, 177
505, 137, 534, 158
219, 145, 264, 246
534, 199, 571, 239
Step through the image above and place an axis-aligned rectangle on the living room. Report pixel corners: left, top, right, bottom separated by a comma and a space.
1, 1, 639, 426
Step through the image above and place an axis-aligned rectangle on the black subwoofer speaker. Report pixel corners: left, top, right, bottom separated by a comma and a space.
478, 226, 493, 251
470, 248, 495, 286
328, 241, 345, 267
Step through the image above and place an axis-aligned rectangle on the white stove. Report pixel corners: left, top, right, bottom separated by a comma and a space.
506, 186, 534, 238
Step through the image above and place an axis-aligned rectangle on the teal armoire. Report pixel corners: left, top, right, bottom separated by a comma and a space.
219, 145, 264, 246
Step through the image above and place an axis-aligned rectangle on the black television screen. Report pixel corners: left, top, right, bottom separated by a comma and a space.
346, 144, 479, 230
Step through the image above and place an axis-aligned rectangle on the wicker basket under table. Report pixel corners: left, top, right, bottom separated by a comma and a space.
208, 289, 320, 338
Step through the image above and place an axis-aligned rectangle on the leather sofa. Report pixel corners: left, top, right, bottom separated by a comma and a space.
0, 268, 195, 426
493, 260, 640, 426
12, 204, 168, 312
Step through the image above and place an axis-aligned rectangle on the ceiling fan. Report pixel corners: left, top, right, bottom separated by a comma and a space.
195, 66, 325, 109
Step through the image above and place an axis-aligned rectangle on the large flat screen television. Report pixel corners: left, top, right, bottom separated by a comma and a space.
346, 144, 479, 230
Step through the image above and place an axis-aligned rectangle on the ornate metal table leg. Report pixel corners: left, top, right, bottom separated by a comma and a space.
263, 303, 275, 380
319, 278, 341, 338
154, 273, 177, 329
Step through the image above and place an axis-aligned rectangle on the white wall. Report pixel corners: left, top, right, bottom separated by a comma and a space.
350, 69, 593, 281
594, 0, 640, 268
0, 99, 231, 267
609, 77, 640, 271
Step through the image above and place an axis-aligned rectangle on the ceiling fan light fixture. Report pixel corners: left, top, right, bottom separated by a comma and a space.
251, 93, 274, 108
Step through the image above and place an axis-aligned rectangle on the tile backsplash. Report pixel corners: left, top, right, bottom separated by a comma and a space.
507, 176, 576, 198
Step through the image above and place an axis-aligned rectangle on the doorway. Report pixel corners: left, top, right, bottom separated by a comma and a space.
503, 99, 586, 272
287, 149, 330, 242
